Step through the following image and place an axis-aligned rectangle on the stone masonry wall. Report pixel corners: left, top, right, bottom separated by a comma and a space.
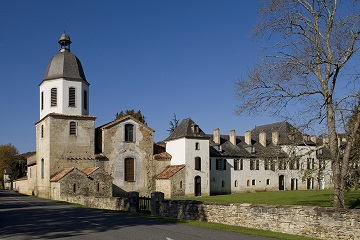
156, 200, 360, 240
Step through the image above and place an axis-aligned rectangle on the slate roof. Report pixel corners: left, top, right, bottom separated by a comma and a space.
165, 118, 209, 141
156, 165, 185, 179
208, 135, 252, 158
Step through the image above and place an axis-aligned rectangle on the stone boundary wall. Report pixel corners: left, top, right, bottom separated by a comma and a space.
156, 200, 360, 240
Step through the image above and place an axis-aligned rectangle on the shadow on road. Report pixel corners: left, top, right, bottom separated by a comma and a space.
0, 190, 174, 239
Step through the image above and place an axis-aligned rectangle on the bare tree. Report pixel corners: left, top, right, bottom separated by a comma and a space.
236, 0, 360, 208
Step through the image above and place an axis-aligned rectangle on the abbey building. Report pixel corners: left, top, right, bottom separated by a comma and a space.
14, 34, 333, 200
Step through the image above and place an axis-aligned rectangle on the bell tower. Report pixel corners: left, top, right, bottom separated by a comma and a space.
39, 33, 90, 119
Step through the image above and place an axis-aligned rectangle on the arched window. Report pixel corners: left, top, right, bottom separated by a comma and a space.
69, 87, 76, 107
51, 88, 57, 107
195, 157, 201, 170
125, 124, 134, 142
125, 158, 135, 181
252, 179, 256, 185
266, 179, 270, 185
247, 179, 250, 186
69, 121, 77, 135
235, 180, 238, 187
41, 159, 44, 179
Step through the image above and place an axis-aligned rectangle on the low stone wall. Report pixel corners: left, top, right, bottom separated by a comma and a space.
61, 192, 140, 212
156, 200, 360, 240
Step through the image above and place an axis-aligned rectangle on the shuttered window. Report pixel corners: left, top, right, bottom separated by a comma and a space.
125, 158, 135, 181
51, 88, 57, 107
69, 121, 77, 135
69, 87, 76, 107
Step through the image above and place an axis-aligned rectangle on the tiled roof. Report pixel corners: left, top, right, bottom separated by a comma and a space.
208, 135, 252, 158
153, 143, 172, 160
82, 167, 99, 175
50, 167, 75, 182
165, 118, 209, 141
156, 165, 185, 179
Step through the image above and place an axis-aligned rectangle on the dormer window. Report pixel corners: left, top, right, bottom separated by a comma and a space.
192, 124, 199, 134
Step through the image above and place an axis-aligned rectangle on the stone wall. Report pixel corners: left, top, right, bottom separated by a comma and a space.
156, 200, 360, 240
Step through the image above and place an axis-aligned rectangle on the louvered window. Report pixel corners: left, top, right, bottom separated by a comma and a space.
41, 92, 44, 110
69, 87, 76, 107
69, 121, 77, 135
83, 90, 88, 110
51, 88, 57, 106
125, 158, 135, 181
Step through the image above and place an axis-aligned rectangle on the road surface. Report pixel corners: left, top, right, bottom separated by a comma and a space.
0, 190, 274, 240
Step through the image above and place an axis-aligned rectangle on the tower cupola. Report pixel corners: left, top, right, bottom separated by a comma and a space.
58, 33, 72, 52
39, 34, 90, 119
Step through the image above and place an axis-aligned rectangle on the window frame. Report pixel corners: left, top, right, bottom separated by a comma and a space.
195, 157, 201, 171
125, 124, 135, 142
68, 87, 76, 107
124, 158, 135, 182
51, 87, 57, 107
69, 121, 77, 135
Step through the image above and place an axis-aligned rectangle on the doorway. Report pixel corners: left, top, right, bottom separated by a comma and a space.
194, 176, 201, 196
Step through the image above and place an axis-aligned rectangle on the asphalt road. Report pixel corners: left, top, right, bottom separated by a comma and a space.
0, 190, 274, 240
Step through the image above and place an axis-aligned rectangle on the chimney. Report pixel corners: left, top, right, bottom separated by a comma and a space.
230, 130, 236, 145
272, 131, 279, 145
213, 128, 220, 144
303, 134, 309, 141
259, 131, 266, 147
323, 135, 329, 144
245, 130, 251, 145
310, 135, 317, 143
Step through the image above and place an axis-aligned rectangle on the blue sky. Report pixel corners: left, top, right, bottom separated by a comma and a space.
0, 0, 282, 153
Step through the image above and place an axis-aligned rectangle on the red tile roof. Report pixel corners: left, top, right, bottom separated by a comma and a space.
153, 143, 172, 160
50, 167, 75, 182
156, 165, 185, 179
82, 167, 99, 175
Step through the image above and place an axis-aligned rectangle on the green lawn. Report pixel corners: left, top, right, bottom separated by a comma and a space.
175, 189, 360, 208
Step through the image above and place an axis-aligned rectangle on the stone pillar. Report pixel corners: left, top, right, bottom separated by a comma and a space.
127, 191, 139, 212
151, 192, 164, 215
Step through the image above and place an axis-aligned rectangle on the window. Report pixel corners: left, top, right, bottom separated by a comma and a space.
247, 180, 250, 186
234, 159, 240, 170
29, 168, 32, 178
279, 159, 287, 170
252, 179, 256, 185
307, 158, 315, 169
216, 159, 226, 170
221, 180, 225, 188
73, 183, 76, 193
290, 159, 300, 170
41, 125, 44, 138
69, 121, 77, 135
240, 159, 243, 170
69, 87, 76, 107
125, 158, 135, 181
235, 180, 238, 187
319, 159, 325, 170
83, 90, 88, 110
192, 124, 199, 133
41, 159, 44, 179
271, 160, 276, 171
250, 159, 259, 170
125, 124, 134, 142
96, 182, 100, 192
180, 181, 183, 189
266, 179, 270, 185
195, 142, 200, 150
195, 157, 201, 170
51, 88, 57, 107
41, 92, 44, 110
